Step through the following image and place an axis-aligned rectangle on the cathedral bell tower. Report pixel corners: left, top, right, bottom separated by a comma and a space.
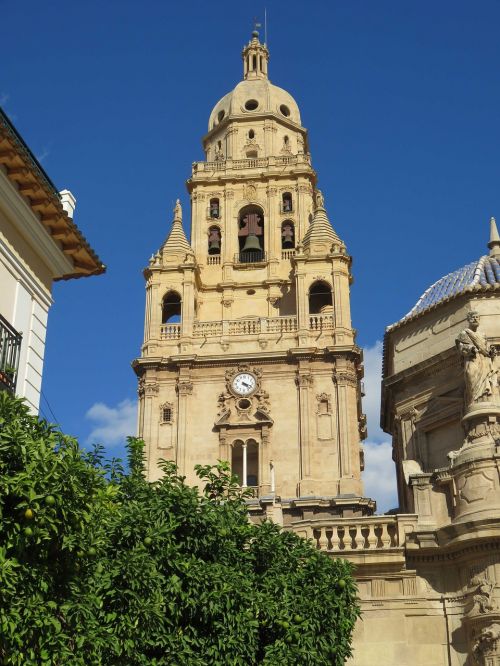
134, 31, 373, 523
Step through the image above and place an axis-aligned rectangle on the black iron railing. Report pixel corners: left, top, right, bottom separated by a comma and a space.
234, 251, 267, 264
0, 314, 22, 393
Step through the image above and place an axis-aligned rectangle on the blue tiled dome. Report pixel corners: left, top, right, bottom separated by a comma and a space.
407, 255, 500, 318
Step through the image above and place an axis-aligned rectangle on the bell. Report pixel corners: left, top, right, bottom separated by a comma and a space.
241, 234, 262, 253
208, 239, 220, 255
282, 232, 294, 249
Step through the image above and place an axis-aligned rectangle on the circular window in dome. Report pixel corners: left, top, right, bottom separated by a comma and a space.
280, 104, 291, 117
217, 110, 225, 122
245, 99, 259, 111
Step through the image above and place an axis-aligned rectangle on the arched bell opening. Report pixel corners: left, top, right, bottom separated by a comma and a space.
208, 226, 221, 255
237, 205, 264, 263
162, 290, 182, 323
209, 198, 220, 219
231, 438, 259, 489
282, 191, 293, 213
281, 220, 295, 249
309, 280, 333, 315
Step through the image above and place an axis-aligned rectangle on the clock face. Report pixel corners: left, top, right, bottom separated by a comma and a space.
232, 372, 257, 396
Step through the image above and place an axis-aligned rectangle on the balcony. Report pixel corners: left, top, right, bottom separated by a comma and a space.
160, 315, 334, 341
191, 154, 312, 178
0, 314, 22, 393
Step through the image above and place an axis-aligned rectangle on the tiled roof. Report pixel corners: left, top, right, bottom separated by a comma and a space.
398, 255, 500, 324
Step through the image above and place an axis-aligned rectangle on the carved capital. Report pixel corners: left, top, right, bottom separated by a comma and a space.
138, 379, 159, 397
176, 380, 193, 396
296, 373, 313, 389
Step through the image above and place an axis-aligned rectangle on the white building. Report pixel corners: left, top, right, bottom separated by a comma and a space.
0, 107, 104, 412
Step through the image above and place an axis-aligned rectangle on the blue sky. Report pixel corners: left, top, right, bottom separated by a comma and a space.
3, 1, 500, 511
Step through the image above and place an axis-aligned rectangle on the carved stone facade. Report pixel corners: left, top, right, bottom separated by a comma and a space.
134, 30, 369, 525
133, 29, 500, 666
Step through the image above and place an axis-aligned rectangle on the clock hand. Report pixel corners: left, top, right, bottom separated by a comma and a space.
242, 382, 250, 388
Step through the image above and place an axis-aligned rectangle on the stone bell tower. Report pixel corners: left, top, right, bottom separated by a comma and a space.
134, 30, 372, 524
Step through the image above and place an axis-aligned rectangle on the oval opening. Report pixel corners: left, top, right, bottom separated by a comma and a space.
246, 289, 256, 295
280, 104, 291, 117
245, 99, 259, 111
238, 398, 251, 410
249, 129, 255, 139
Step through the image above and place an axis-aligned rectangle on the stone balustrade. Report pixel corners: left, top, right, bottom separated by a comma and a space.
160, 323, 181, 340
309, 314, 334, 330
192, 154, 312, 175
160, 315, 336, 340
307, 515, 418, 554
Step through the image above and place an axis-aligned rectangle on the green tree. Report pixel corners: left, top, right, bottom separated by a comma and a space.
0, 392, 359, 665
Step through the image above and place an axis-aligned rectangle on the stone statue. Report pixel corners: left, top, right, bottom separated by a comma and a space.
469, 576, 497, 615
473, 623, 500, 662
456, 312, 498, 409
315, 189, 325, 209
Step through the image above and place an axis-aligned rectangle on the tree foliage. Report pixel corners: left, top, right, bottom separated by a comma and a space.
0, 392, 360, 665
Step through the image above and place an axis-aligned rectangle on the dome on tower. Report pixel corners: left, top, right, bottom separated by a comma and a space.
209, 79, 302, 130
208, 31, 302, 130
389, 218, 500, 329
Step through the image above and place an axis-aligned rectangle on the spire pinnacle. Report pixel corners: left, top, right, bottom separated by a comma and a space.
162, 198, 191, 256
242, 28, 269, 81
302, 190, 340, 254
488, 216, 500, 258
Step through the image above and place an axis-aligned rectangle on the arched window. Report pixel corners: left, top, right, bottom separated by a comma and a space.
309, 281, 333, 314
208, 226, 221, 255
237, 205, 264, 262
209, 198, 220, 219
281, 221, 295, 249
248, 129, 255, 139
231, 439, 259, 490
282, 192, 293, 213
162, 291, 182, 323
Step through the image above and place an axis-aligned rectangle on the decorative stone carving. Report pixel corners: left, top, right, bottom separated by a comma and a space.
316, 392, 332, 414
315, 189, 325, 209
468, 576, 497, 616
243, 184, 257, 201
176, 380, 193, 396
138, 379, 159, 397
456, 312, 499, 409
473, 624, 500, 664
295, 373, 313, 388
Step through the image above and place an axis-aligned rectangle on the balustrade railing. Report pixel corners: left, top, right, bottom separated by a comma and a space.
160, 323, 181, 340
206, 255, 221, 265
193, 321, 223, 337
281, 249, 296, 260
229, 319, 261, 335
0, 313, 22, 393
192, 154, 312, 174
191, 316, 298, 338
310, 516, 417, 553
309, 314, 334, 330
234, 251, 267, 264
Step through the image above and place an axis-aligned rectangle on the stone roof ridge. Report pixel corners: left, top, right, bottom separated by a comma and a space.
301, 190, 340, 251
161, 199, 192, 254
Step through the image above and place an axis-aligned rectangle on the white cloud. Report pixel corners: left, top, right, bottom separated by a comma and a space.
0, 92, 9, 106
85, 398, 137, 447
361, 341, 398, 513
37, 147, 50, 163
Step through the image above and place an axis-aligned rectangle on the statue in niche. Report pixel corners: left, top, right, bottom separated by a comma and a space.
456, 312, 498, 409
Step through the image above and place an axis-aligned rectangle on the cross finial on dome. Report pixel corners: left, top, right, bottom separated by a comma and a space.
488, 216, 500, 258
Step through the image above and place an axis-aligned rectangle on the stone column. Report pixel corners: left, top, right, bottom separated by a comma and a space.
242, 442, 248, 487
138, 380, 159, 480
333, 365, 362, 494
176, 374, 193, 477
296, 369, 313, 484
